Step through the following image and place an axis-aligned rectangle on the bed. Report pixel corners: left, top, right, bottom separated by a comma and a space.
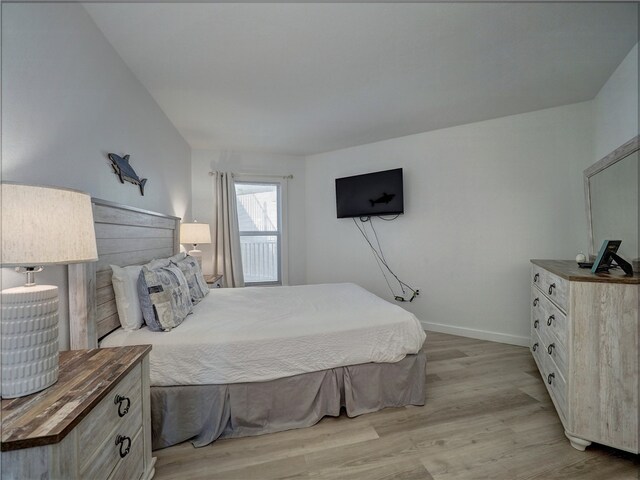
68, 199, 427, 450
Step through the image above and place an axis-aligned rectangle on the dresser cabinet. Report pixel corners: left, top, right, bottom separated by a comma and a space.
530, 260, 639, 453
1, 346, 155, 479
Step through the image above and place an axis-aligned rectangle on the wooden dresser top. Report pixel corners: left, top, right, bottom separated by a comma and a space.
531, 259, 640, 285
1, 345, 151, 452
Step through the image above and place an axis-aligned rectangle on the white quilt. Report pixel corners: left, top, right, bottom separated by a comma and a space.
100, 283, 426, 386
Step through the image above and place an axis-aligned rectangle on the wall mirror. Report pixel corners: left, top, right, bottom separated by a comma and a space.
584, 136, 639, 270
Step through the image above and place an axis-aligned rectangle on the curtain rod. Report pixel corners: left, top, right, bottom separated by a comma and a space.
208, 171, 293, 180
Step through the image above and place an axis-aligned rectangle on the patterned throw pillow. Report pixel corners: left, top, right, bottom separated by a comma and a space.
137, 264, 193, 332
169, 252, 186, 264
171, 255, 210, 304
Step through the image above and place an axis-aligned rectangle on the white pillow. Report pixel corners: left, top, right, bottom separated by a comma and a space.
111, 264, 144, 331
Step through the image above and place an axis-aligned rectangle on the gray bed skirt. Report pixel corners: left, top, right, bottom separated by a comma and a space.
150, 351, 427, 450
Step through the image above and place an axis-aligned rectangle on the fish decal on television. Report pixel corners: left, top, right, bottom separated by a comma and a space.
108, 153, 148, 196
369, 192, 396, 207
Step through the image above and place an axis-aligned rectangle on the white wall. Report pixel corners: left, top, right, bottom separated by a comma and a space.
593, 43, 638, 161
590, 42, 639, 263
305, 102, 593, 345
2, 4, 192, 349
191, 150, 306, 286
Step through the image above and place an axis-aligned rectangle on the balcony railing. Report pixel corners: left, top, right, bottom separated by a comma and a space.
240, 237, 278, 283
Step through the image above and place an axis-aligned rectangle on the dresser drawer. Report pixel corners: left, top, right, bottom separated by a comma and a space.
532, 265, 568, 312
530, 328, 544, 369
531, 287, 568, 352
531, 329, 567, 422
531, 288, 568, 380
540, 347, 568, 422
540, 330, 568, 382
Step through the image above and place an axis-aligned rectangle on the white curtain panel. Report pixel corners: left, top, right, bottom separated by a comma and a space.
212, 172, 245, 287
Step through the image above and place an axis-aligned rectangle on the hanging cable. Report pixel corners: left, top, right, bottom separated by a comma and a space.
352, 219, 394, 296
352, 217, 419, 302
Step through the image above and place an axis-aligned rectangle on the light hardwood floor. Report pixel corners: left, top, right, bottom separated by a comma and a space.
153, 332, 639, 479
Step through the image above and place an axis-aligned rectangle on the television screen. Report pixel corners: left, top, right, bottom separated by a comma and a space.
335, 168, 404, 218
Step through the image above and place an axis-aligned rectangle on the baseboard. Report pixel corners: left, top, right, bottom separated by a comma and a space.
420, 320, 530, 347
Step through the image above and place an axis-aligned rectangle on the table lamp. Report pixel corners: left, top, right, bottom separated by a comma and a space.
180, 221, 211, 268
1, 183, 97, 398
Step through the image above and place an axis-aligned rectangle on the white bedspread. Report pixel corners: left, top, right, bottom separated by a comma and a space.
100, 283, 426, 386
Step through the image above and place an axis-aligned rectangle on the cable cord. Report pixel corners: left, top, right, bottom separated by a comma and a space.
365, 218, 416, 294
377, 214, 401, 221
368, 217, 392, 279
353, 218, 395, 297
352, 217, 418, 301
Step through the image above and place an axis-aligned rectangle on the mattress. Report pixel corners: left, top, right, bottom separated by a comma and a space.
100, 283, 426, 386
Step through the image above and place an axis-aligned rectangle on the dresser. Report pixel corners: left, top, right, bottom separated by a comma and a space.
530, 260, 639, 453
1, 346, 155, 479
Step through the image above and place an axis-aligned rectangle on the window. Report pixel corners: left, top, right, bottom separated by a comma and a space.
234, 180, 286, 285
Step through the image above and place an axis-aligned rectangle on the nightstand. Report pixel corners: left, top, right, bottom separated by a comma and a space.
204, 274, 223, 288
1, 346, 155, 480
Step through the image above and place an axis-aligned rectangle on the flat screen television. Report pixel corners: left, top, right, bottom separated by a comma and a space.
335, 168, 404, 218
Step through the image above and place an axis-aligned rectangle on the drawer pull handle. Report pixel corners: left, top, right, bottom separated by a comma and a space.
115, 435, 131, 459
547, 343, 555, 354
534, 320, 539, 329
533, 298, 539, 307
114, 394, 130, 417
547, 373, 555, 385
547, 315, 554, 326
532, 342, 538, 352
534, 273, 539, 283
548, 283, 556, 295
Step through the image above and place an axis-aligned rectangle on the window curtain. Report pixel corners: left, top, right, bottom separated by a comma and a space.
212, 172, 244, 287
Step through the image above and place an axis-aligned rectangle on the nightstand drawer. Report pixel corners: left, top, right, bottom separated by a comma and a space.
108, 427, 144, 480
77, 363, 143, 480
80, 398, 143, 480
78, 363, 142, 468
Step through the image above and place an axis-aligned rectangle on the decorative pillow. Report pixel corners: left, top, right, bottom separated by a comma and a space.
110, 265, 144, 331
171, 255, 210, 304
169, 252, 187, 264
137, 264, 193, 332
146, 257, 171, 270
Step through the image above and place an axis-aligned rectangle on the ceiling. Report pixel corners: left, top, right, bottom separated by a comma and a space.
85, 3, 638, 156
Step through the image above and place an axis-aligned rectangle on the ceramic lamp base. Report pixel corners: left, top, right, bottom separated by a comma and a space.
188, 248, 203, 268
1, 285, 59, 398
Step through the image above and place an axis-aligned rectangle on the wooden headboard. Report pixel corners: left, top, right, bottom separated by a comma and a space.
69, 198, 180, 349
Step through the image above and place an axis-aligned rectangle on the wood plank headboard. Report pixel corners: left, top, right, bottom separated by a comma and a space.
69, 198, 180, 349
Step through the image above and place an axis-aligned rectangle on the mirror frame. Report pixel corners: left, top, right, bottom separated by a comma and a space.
584, 135, 639, 258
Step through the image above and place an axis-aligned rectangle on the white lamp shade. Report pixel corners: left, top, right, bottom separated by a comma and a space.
180, 222, 211, 245
1, 183, 98, 265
